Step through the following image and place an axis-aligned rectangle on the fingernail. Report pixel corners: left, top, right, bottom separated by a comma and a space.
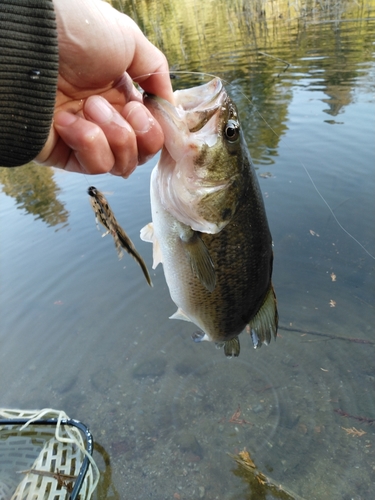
85, 96, 113, 124
54, 111, 79, 127
85, 96, 133, 133
126, 104, 154, 133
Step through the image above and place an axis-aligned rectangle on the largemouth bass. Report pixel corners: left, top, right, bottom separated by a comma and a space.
141, 78, 278, 357
88, 186, 152, 287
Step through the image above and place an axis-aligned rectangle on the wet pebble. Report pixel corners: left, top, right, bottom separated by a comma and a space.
252, 404, 264, 414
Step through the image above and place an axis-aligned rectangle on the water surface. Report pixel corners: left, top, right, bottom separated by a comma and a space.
1, 1, 374, 499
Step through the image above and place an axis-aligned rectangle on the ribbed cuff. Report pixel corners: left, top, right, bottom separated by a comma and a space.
0, 0, 59, 167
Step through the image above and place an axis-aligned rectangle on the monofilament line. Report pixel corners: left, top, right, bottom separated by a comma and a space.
251, 104, 375, 261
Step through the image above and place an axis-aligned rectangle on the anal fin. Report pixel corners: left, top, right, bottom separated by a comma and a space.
224, 337, 240, 358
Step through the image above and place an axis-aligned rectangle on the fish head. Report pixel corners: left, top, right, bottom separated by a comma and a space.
144, 78, 251, 234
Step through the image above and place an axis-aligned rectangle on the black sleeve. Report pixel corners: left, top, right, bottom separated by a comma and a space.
0, 0, 59, 167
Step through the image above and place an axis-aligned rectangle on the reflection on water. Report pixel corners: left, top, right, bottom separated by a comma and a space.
114, 0, 375, 165
0, 1, 374, 499
0, 163, 68, 228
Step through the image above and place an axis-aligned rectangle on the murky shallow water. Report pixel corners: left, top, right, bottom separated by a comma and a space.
1, 1, 374, 499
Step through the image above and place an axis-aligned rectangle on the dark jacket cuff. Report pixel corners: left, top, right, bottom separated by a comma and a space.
0, 0, 59, 167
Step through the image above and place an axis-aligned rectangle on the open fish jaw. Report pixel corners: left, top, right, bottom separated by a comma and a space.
173, 77, 224, 111
143, 79, 248, 234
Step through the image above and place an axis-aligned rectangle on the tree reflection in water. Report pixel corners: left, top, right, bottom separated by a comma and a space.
0, 163, 69, 228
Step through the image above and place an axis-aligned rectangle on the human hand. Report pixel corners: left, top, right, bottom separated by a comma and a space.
36, 0, 173, 177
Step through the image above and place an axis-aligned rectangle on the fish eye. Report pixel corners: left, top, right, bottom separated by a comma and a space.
224, 120, 240, 143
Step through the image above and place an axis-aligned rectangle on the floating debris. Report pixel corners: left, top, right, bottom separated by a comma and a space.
341, 427, 366, 437
279, 324, 375, 345
334, 408, 375, 426
229, 448, 306, 500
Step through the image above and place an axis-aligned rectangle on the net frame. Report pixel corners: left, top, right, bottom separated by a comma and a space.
0, 409, 99, 500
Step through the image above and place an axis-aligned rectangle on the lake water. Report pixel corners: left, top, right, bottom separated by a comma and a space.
0, 0, 374, 499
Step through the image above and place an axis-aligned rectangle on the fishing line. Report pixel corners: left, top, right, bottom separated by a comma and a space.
83, 174, 91, 186
248, 106, 375, 261
132, 70, 375, 260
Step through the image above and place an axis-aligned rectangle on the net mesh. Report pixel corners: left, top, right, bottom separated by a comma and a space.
0, 409, 99, 500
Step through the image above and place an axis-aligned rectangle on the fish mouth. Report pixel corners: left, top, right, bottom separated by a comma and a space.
173, 78, 225, 132
171, 77, 223, 110
143, 78, 226, 161
144, 77, 224, 119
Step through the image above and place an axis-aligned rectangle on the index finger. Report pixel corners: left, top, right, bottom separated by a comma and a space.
124, 23, 174, 103
132, 61, 173, 103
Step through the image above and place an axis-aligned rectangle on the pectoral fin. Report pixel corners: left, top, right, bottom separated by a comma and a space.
248, 285, 278, 348
191, 331, 209, 342
140, 222, 163, 269
140, 222, 154, 243
180, 228, 216, 292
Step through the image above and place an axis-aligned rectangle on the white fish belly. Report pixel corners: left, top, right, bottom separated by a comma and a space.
150, 166, 213, 336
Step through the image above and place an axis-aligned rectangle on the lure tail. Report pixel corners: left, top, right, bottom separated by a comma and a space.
87, 186, 152, 287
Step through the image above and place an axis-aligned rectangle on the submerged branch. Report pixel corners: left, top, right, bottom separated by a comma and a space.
279, 324, 375, 345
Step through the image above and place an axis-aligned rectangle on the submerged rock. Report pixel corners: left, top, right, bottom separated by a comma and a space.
91, 367, 117, 393
174, 430, 203, 458
132, 357, 166, 378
